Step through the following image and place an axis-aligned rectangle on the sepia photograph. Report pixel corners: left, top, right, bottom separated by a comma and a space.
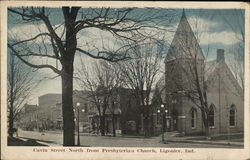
1, 1, 249, 160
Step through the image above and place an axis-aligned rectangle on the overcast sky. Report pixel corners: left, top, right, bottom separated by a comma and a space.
7, 8, 245, 105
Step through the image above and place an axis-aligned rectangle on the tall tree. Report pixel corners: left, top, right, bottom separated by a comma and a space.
76, 59, 121, 136
8, 7, 176, 145
7, 52, 36, 137
118, 39, 165, 137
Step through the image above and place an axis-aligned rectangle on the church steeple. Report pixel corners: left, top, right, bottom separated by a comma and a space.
181, 8, 186, 19
165, 9, 204, 62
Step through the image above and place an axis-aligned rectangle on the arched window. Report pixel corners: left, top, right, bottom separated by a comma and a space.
229, 104, 236, 127
190, 108, 197, 129
209, 104, 215, 127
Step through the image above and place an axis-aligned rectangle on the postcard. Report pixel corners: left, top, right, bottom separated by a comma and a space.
1, 1, 249, 160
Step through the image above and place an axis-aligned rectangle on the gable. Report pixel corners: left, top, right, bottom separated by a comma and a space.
206, 61, 243, 96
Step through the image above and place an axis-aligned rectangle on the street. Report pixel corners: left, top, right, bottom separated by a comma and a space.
17, 130, 240, 148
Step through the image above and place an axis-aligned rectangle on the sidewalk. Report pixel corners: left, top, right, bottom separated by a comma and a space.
8, 136, 48, 146
162, 132, 244, 147
18, 129, 63, 146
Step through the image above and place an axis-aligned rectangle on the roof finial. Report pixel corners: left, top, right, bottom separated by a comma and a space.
182, 8, 186, 17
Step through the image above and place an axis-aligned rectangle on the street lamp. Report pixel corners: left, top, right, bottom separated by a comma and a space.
158, 104, 168, 143
76, 102, 80, 146
163, 109, 168, 142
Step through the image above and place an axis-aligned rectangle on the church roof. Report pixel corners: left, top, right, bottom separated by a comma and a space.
204, 60, 218, 81
205, 60, 243, 96
165, 10, 205, 62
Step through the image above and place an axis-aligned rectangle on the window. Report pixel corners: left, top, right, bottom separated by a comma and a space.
229, 105, 236, 127
190, 108, 197, 129
209, 105, 215, 127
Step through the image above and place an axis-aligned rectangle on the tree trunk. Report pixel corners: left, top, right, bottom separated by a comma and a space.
61, 7, 79, 146
205, 125, 210, 139
204, 119, 211, 139
8, 54, 15, 137
8, 95, 14, 137
8, 105, 14, 137
144, 115, 149, 137
61, 62, 75, 146
112, 113, 116, 137
100, 115, 106, 136
144, 107, 150, 137
201, 108, 210, 138
150, 113, 154, 136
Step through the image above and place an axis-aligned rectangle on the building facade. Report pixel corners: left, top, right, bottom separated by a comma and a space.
90, 87, 140, 135
19, 91, 93, 132
153, 11, 244, 135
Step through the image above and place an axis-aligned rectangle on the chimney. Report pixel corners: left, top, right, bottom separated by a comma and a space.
217, 49, 225, 62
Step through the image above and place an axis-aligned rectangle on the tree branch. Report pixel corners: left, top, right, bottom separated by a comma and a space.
8, 44, 61, 75
76, 48, 131, 62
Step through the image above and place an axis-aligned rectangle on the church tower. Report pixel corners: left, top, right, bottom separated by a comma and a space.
165, 10, 205, 133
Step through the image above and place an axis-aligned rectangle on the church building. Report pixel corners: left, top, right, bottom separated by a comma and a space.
153, 10, 244, 135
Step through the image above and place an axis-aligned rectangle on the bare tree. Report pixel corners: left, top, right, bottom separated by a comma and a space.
7, 52, 36, 137
76, 59, 122, 136
118, 39, 165, 137
8, 7, 176, 145
219, 9, 244, 89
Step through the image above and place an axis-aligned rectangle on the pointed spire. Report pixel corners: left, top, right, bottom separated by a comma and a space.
182, 8, 186, 18
179, 9, 187, 26
165, 9, 205, 62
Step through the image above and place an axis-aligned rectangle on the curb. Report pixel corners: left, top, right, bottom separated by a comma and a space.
164, 139, 243, 147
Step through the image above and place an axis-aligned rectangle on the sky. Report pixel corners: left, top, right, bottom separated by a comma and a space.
7, 8, 245, 105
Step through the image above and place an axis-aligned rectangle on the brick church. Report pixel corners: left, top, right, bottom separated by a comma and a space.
153, 10, 244, 135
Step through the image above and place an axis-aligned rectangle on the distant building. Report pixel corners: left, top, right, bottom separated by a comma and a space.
38, 93, 61, 108
107, 88, 139, 135
23, 103, 38, 113
40, 91, 95, 132
19, 91, 94, 131
49, 102, 63, 130
88, 87, 138, 135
